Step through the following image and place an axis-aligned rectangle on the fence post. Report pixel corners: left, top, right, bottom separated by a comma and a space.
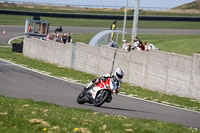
70, 43, 76, 68
110, 48, 117, 74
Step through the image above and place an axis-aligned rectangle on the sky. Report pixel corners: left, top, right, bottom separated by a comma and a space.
2, 0, 196, 8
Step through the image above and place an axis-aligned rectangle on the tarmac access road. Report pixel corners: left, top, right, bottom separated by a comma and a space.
0, 59, 200, 129
1, 25, 200, 45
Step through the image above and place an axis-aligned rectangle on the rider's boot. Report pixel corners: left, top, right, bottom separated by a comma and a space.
84, 81, 94, 90
84, 78, 99, 90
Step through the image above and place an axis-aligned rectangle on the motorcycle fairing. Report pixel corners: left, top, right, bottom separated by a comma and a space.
89, 78, 117, 99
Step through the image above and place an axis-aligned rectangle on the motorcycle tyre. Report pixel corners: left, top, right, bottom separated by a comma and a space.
77, 90, 86, 104
94, 90, 111, 107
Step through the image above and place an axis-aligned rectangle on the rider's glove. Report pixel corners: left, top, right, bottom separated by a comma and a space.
95, 78, 100, 84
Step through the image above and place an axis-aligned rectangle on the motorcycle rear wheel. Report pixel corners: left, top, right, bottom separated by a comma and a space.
94, 90, 111, 107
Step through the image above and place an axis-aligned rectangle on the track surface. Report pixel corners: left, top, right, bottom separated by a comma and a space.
0, 59, 200, 129
1, 25, 200, 45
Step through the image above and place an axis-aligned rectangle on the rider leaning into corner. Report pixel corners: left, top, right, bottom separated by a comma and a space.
84, 67, 124, 102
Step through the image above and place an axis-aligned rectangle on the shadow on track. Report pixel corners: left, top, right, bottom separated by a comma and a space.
85, 104, 154, 114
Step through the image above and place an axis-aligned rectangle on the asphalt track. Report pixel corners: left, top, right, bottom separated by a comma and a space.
0, 59, 200, 129
1, 25, 200, 45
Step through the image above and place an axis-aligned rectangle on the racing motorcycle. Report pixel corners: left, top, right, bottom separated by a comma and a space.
77, 77, 118, 107
55, 26, 63, 33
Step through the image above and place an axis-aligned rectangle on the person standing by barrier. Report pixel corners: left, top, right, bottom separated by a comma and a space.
54, 33, 61, 42
61, 33, 68, 44
67, 33, 72, 43
108, 38, 118, 48
132, 37, 142, 49
144, 42, 158, 51
122, 40, 132, 52
46, 33, 51, 40
28, 25, 31, 32
137, 42, 145, 51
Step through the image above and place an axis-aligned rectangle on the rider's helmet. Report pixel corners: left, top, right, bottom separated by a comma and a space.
114, 68, 124, 81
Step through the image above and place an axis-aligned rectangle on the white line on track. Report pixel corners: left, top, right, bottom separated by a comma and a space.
0, 58, 200, 114
8, 36, 24, 45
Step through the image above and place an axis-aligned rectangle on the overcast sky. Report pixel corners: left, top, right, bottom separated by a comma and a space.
3, 0, 196, 8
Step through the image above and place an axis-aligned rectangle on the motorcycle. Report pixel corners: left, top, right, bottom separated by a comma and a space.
77, 77, 118, 107
55, 26, 63, 33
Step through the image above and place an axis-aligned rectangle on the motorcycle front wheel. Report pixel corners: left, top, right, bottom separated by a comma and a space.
77, 90, 86, 104
94, 90, 111, 107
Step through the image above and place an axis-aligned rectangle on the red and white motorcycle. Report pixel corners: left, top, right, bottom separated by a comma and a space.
77, 77, 118, 107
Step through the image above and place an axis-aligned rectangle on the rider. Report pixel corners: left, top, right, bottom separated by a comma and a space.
84, 68, 124, 95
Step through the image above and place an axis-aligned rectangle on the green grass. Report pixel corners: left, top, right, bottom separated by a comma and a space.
72, 33, 200, 56
10, 34, 200, 57
10, 37, 24, 44
0, 14, 200, 29
1, 3, 200, 17
141, 10, 200, 17
0, 47, 200, 112
1, 96, 199, 133
133, 34, 200, 56
120, 83, 200, 111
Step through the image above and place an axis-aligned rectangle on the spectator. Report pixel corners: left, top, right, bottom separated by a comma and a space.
67, 33, 72, 43
132, 37, 142, 48
132, 37, 145, 51
28, 25, 32, 32
46, 33, 51, 40
108, 38, 118, 48
122, 40, 131, 52
137, 42, 145, 51
144, 42, 149, 52
61, 33, 68, 44
144, 42, 158, 51
54, 33, 61, 42
53, 32, 57, 39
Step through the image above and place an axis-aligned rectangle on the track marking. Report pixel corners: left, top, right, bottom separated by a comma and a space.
0, 58, 200, 114
8, 36, 24, 45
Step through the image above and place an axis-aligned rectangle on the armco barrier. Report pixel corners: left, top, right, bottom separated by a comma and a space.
23, 37, 200, 100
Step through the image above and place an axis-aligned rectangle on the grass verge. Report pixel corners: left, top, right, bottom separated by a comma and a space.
13, 34, 200, 56
1, 96, 199, 133
10, 37, 24, 44
0, 47, 200, 112
1, 3, 200, 17
0, 14, 200, 30
64, 33, 200, 56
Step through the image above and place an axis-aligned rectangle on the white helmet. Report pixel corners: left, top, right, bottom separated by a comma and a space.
114, 68, 124, 81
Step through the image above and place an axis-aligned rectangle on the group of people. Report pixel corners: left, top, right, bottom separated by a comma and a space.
108, 37, 158, 52
46, 32, 72, 44
131, 37, 158, 52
